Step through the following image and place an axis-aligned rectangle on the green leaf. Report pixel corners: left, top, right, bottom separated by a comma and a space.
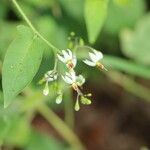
0, 21, 17, 61
84, 0, 108, 43
2, 25, 44, 108
120, 14, 150, 65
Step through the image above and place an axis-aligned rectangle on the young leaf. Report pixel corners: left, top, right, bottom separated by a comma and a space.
84, 0, 108, 44
2, 25, 44, 108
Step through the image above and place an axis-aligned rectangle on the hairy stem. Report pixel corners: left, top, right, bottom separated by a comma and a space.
12, 0, 59, 52
38, 104, 85, 150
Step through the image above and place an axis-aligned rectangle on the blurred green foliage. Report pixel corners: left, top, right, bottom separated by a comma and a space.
121, 14, 150, 65
0, 0, 150, 149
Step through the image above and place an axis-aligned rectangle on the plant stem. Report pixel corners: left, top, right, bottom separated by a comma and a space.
38, 104, 85, 150
12, 0, 59, 52
64, 89, 75, 129
107, 71, 150, 102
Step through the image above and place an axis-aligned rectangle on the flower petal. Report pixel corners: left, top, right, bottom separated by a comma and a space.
62, 50, 70, 60
62, 75, 73, 84
57, 54, 66, 63
70, 71, 76, 82
72, 56, 77, 67
67, 49, 72, 58
93, 50, 103, 60
83, 59, 96, 66
47, 78, 54, 82
89, 52, 98, 63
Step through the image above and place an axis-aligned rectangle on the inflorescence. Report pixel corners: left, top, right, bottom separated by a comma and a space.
40, 48, 107, 111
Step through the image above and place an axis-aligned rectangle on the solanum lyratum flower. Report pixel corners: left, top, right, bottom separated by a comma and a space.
43, 70, 58, 96
62, 71, 85, 92
57, 49, 77, 69
83, 49, 107, 71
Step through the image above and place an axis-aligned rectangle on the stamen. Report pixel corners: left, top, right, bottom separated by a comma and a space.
96, 62, 107, 71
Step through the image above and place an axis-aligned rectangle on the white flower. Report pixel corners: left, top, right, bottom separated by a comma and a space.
43, 70, 58, 96
62, 71, 85, 91
57, 49, 77, 69
44, 70, 58, 82
83, 49, 107, 71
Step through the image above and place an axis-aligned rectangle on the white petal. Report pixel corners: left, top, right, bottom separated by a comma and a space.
62, 75, 73, 84
89, 52, 98, 63
93, 50, 103, 60
66, 72, 71, 77
57, 54, 66, 63
70, 71, 76, 82
47, 78, 54, 82
62, 50, 70, 60
83, 60, 96, 66
67, 49, 72, 58
72, 56, 77, 67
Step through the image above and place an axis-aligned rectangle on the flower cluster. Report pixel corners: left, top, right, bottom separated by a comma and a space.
41, 48, 106, 111
42, 70, 58, 96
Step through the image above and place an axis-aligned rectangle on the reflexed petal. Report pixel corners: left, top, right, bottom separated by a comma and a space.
72, 56, 77, 67
47, 78, 54, 82
70, 71, 76, 81
83, 59, 96, 66
62, 50, 70, 60
66, 72, 72, 78
93, 49, 103, 60
67, 49, 72, 58
62, 75, 73, 84
57, 54, 66, 63
89, 52, 98, 63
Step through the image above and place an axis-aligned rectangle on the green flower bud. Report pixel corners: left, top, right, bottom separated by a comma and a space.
43, 81, 49, 96
56, 93, 63, 104
81, 96, 92, 105
74, 98, 80, 111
